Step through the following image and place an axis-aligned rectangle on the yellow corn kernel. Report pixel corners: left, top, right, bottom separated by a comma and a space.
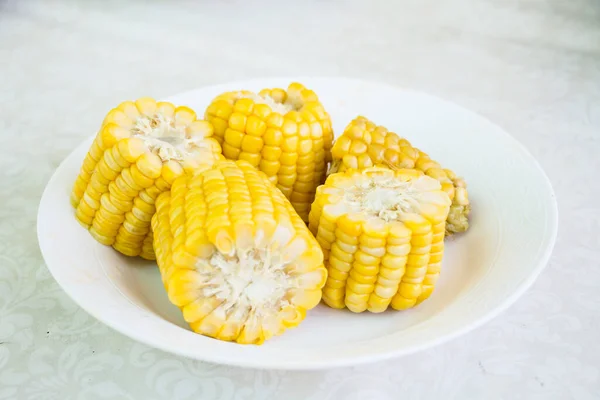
71, 97, 223, 259
329, 116, 471, 234
308, 167, 451, 312
151, 160, 327, 344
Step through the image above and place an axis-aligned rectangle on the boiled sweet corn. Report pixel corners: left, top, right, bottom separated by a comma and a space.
308, 167, 451, 312
71, 97, 223, 259
151, 160, 327, 344
204, 82, 333, 222
330, 116, 470, 234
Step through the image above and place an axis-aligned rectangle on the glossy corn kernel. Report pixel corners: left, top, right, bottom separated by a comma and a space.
308, 167, 451, 312
330, 116, 470, 234
71, 97, 223, 259
204, 82, 333, 222
151, 160, 327, 344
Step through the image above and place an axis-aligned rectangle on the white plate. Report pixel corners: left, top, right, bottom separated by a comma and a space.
37, 77, 558, 370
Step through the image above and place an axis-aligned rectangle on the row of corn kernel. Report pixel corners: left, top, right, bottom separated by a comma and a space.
369, 221, 411, 312
286, 111, 315, 220
152, 192, 173, 288
70, 139, 102, 208
389, 214, 433, 310
418, 220, 445, 303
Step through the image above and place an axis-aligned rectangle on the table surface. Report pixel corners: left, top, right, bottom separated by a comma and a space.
1, 0, 599, 398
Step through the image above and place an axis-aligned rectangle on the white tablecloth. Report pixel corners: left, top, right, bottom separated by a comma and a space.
1, 0, 599, 398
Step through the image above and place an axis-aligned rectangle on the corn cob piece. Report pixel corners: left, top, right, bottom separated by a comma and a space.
151, 160, 327, 344
308, 167, 451, 312
329, 116, 470, 234
204, 82, 333, 223
71, 97, 223, 259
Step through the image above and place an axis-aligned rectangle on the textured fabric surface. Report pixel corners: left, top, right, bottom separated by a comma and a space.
1, 0, 599, 398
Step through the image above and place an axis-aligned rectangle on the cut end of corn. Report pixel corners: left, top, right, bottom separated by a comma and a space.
309, 167, 450, 313
204, 82, 334, 222
151, 160, 327, 344
70, 97, 224, 259
330, 116, 471, 235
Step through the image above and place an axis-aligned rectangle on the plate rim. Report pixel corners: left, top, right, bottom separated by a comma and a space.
37, 76, 558, 370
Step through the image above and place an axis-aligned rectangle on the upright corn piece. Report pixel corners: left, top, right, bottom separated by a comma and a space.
309, 167, 451, 312
330, 116, 470, 234
204, 82, 333, 222
71, 98, 223, 259
151, 160, 327, 344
